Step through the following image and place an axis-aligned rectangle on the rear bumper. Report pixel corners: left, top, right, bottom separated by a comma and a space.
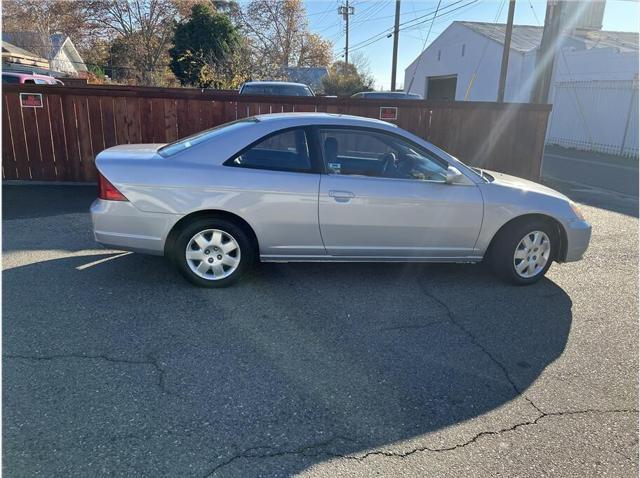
563, 219, 592, 262
90, 199, 178, 255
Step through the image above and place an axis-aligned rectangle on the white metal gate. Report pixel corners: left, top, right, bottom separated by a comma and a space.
546, 78, 638, 158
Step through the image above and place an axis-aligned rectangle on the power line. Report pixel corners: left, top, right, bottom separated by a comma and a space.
347, 0, 474, 53
406, 0, 442, 93
346, 0, 478, 55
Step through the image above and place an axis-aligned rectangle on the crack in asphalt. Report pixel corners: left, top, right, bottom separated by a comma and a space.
5, 289, 636, 476
417, 280, 547, 415
3, 352, 177, 397
202, 408, 638, 476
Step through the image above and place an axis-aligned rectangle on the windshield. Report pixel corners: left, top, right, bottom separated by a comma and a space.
158, 118, 258, 157
423, 142, 488, 182
241, 84, 314, 96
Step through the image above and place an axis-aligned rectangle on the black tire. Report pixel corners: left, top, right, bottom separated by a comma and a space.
173, 217, 255, 288
490, 219, 558, 285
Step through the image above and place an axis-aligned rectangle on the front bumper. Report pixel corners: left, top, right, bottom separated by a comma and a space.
563, 219, 592, 262
91, 199, 179, 255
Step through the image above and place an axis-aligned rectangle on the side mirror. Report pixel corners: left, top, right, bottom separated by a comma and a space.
446, 166, 464, 185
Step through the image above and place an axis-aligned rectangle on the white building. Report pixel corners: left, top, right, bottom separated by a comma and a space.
404, 20, 638, 157
48, 34, 87, 77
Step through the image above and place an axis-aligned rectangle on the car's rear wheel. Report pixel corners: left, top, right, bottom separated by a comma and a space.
173, 218, 254, 287
490, 219, 557, 285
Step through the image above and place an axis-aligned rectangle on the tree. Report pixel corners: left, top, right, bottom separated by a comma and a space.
87, 0, 198, 85
169, 3, 241, 88
239, 0, 332, 79
322, 59, 375, 96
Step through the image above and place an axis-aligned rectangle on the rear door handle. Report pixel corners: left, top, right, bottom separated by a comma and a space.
329, 190, 355, 202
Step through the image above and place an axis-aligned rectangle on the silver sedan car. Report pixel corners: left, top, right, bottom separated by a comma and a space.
91, 113, 591, 287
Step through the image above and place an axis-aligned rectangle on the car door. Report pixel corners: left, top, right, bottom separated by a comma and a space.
316, 127, 484, 258
222, 127, 326, 258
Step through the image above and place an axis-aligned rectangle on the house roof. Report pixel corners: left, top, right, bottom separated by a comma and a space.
456, 21, 639, 53
2, 40, 44, 59
2, 32, 49, 57
2, 32, 87, 73
1, 40, 49, 69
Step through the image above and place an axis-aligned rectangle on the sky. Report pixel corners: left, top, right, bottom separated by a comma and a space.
303, 0, 640, 90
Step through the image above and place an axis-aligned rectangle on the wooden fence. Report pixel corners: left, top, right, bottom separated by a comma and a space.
2, 84, 551, 182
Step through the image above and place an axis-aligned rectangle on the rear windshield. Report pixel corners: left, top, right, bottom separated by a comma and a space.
158, 118, 258, 157
241, 84, 313, 96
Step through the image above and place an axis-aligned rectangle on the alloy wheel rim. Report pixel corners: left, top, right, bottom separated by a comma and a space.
513, 230, 551, 279
186, 229, 241, 280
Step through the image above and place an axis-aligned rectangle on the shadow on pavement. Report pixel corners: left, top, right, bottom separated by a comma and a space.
2, 185, 96, 220
542, 178, 638, 217
3, 251, 573, 477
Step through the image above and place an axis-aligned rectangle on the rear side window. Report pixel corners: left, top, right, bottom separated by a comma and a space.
2, 74, 21, 84
225, 128, 311, 173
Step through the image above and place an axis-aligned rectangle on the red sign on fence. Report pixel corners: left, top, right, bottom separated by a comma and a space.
20, 93, 43, 108
379, 106, 397, 121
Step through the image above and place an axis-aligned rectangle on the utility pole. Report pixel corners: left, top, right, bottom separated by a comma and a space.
532, 0, 565, 103
390, 0, 401, 91
339, 1, 354, 64
497, 0, 515, 102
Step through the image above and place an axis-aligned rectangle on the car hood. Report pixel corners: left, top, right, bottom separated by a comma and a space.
485, 170, 569, 201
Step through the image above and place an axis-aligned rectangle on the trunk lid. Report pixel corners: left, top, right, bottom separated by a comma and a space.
96, 144, 166, 162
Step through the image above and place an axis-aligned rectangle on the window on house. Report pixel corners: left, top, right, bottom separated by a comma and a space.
437, 50, 441, 61
461, 44, 466, 57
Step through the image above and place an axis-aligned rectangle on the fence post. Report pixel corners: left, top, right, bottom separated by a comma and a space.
620, 79, 638, 157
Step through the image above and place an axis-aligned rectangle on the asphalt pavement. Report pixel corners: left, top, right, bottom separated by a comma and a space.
2, 183, 638, 477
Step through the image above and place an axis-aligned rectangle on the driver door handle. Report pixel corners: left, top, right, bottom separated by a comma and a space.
329, 190, 355, 202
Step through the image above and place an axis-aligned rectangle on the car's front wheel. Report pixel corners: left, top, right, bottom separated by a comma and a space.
173, 218, 254, 287
490, 219, 557, 285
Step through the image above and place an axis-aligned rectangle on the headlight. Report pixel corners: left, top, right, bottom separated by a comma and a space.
569, 201, 585, 220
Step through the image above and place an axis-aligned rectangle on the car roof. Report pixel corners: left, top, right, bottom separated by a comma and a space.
254, 112, 397, 128
362, 91, 419, 96
3, 71, 54, 79
242, 81, 310, 87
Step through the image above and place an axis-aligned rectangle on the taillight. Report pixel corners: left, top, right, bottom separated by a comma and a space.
98, 173, 128, 201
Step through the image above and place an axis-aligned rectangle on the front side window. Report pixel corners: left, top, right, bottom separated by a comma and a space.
226, 128, 311, 172
319, 128, 448, 182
